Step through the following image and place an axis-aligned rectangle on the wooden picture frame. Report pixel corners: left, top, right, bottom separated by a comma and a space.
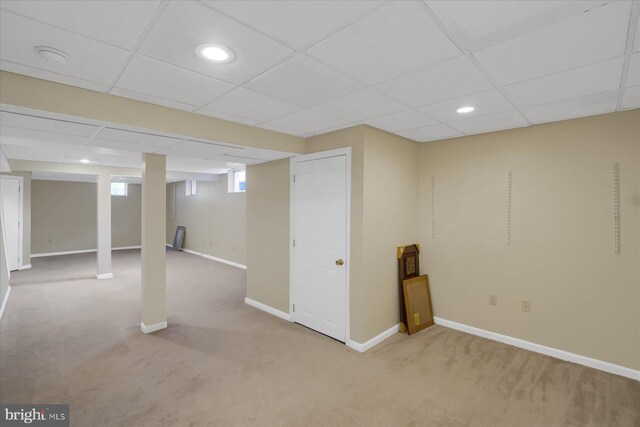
402, 274, 434, 335
172, 226, 186, 251
397, 244, 420, 331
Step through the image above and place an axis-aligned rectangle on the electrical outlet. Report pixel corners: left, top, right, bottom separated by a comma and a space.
489, 295, 497, 306
522, 301, 531, 313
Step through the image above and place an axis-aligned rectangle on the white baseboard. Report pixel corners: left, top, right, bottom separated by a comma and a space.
244, 297, 292, 321
0, 285, 11, 320
32, 249, 95, 258
140, 321, 167, 334
19, 264, 31, 270
434, 317, 639, 381
181, 248, 247, 270
32, 246, 141, 258
96, 273, 114, 280
347, 323, 400, 353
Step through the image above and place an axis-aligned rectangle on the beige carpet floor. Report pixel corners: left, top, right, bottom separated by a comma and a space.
1, 250, 638, 426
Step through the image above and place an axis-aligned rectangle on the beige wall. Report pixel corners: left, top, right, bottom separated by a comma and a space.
0, 171, 31, 266
111, 183, 142, 248
31, 180, 141, 254
306, 126, 419, 343
361, 127, 419, 342
418, 110, 640, 370
166, 174, 246, 265
246, 159, 290, 312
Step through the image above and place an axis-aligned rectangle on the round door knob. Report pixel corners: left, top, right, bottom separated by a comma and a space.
335, 259, 344, 266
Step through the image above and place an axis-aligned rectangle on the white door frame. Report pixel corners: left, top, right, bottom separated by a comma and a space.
0, 175, 24, 270
289, 147, 351, 343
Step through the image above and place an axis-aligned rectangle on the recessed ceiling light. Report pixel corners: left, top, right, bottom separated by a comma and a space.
195, 43, 234, 64
80, 159, 90, 164
35, 46, 69, 66
456, 106, 475, 114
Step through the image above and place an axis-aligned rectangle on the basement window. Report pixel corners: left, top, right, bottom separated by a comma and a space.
186, 180, 197, 196
228, 170, 246, 193
110, 182, 128, 196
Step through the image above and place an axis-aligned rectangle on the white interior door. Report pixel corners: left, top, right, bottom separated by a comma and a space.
0, 177, 21, 271
292, 150, 349, 342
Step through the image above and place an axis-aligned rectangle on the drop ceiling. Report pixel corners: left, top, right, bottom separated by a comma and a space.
0, 0, 638, 145
0, 107, 296, 174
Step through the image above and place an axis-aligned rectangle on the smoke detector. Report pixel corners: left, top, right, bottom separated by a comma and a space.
35, 46, 69, 65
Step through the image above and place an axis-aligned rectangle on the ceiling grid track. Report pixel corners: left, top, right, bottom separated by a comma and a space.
106, 0, 171, 93
616, 1, 640, 110
417, 0, 533, 126
192, 0, 390, 114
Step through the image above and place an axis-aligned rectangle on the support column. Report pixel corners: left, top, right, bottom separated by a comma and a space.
141, 153, 167, 333
96, 172, 113, 279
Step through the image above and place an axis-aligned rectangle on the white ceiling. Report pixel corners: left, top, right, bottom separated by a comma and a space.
0, 0, 638, 144
0, 107, 295, 174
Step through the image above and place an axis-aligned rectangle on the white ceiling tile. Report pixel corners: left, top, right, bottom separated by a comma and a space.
635, 13, 640, 52
504, 57, 623, 107
314, 89, 406, 122
90, 138, 155, 154
95, 128, 182, 148
307, 1, 460, 85
427, 1, 607, 51
621, 85, 640, 110
64, 147, 142, 167
0, 112, 100, 136
245, 54, 362, 107
203, 0, 382, 50
626, 52, 640, 87
522, 90, 618, 124
110, 87, 197, 112
0, 60, 108, 92
364, 109, 436, 133
375, 56, 492, 108
0, 0, 160, 49
256, 122, 313, 138
261, 109, 351, 134
0, 126, 93, 146
114, 55, 234, 108
2, 144, 67, 163
419, 89, 513, 123
169, 140, 245, 157
43, 172, 97, 183
0, 11, 129, 86
197, 110, 261, 127
138, 1, 293, 85
447, 110, 528, 134
200, 88, 301, 123
474, 2, 630, 85
398, 124, 462, 143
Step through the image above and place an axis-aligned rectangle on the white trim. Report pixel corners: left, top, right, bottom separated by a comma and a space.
0, 285, 11, 320
290, 147, 352, 344
113, 245, 141, 251
180, 248, 247, 270
140, 321, 167, 334
347, 323, 400, 353
31, 245, 141, 258
434, 317, 640, 381
96, 273, 114, 280
0, 175, 24, 270
19, 264, 31, 270
244, 297, 292, 321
